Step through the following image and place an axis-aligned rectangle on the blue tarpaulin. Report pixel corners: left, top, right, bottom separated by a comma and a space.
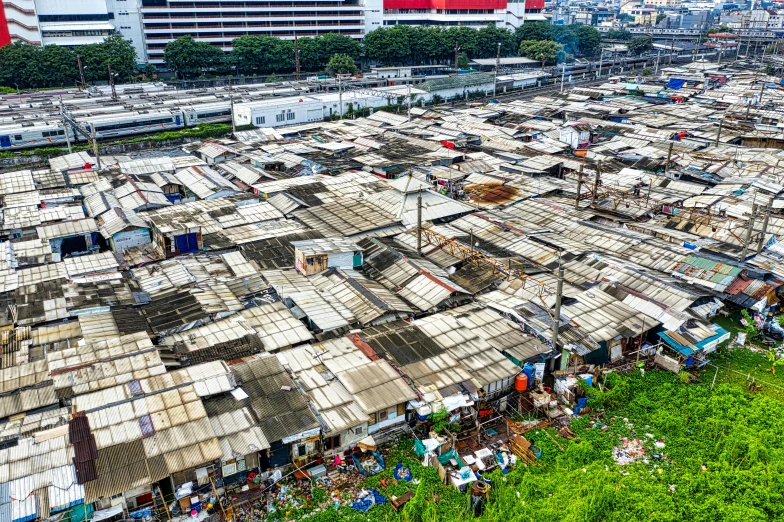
350, 489, 386, 512
667, 79, 686, 90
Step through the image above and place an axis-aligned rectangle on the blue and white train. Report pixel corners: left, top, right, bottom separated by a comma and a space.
0, 104, 232, 150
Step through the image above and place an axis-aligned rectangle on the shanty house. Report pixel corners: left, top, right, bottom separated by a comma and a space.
559, 123, 592, 149
332, 356, 417, 441
97, 208, 151, 253
280, 339, 371, 456
204, 355, 321, 469
36, 218, 99, 258
292, 238, 363, 276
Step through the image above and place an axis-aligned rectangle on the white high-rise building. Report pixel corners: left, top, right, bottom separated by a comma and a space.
1, 0, 116, 47
105, 0, 146, 62
139, 0, 367, 65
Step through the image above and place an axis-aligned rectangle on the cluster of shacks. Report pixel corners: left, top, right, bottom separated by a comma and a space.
2, 62, 784, 522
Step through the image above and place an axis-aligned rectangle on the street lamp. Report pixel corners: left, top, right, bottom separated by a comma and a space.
13, 83, 19, 97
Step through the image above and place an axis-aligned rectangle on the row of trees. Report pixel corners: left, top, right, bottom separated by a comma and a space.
163, 33, 362, 79
0, 22, 605, 87
0, 35, 139, 89
163, 23, 603, 77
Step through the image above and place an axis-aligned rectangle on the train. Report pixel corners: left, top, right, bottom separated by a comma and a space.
0, 103, 236, 150
0, 83, 311, 150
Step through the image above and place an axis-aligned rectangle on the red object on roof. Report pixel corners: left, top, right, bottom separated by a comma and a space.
440, 140, 455, 149
0, 5, 10, 47
384, 0, 506, 8
347, 333, 380, 360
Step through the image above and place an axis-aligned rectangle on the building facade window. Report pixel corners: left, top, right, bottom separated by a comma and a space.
255, 116, 265, 125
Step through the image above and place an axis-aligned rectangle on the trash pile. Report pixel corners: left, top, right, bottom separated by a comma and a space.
612, 437, 647, 465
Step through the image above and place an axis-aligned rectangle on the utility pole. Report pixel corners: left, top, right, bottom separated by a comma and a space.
714, 115, 724, 146
91, 125, 102, 170
655, 49, 661, 74
740, 203, 758, 262
759, 47, 767, 103
669, 37, 675, 65
553, 259, 566, 370
407, 83, 411, 122
229, 78, 236, 136
757, 197, 773, 254
59, 96, 72, 154
598, 51, 603, 79
560, 61, 566, 94
108, 63, 117, 101
77, 55, 86, 90
575, 164, 584, 210
665, 140, 674, 177
294, 35, 301, 81
417, 188, 423, 255
61, 105, 99, 166
591, 160, 601, 206
454, 41, 460, 71
493, 42, 501, 97
338, 75, 343, 119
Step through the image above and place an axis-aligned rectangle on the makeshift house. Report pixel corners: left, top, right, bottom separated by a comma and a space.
203, 355, 320, 469
280, 339, 371, 456
36, 218, 99, 258
292, 237, 363, 276
559, 122, 592, 149
97, 208, 151, 253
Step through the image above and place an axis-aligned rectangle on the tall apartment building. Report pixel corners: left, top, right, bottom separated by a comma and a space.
1, 0, 545, 64
139, 0, 367, 64
0, 0, 115, 47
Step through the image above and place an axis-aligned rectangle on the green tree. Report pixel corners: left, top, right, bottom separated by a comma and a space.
164, 35, 226, 79
551, 25, 579, 55
575, 25, 602, 57
627, 35, 654, 55
363, 26, 412, 65
0, 42, 47, 88
518, 40, 563, 65
514, 21, 553, 44
142, 63, 157, 81
410, 26, 449, 65
457, 52, 469, 69
444, 26, 480, 58
231, 35, 293, 75
475, 24, 517, 58
321, 33, 361, 60
38, 45, 78, 87
656, 13, 668, 24
326, 53, 358, 75
606, 28, 633, 40
296, 37, 324, 71
80, 35, 138, 83
617, 13, 635, 22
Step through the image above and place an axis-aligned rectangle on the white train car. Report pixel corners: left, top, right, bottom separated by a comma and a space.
82, 108, 185, 139
181, 102, 232, 126
0, 120, 68, 149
